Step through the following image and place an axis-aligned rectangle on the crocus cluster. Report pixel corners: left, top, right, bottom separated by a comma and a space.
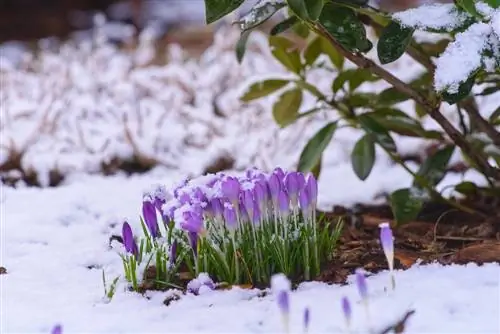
117, 167, 342, 290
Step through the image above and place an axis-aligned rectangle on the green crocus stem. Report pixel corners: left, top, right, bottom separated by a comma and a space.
123, 260, 130, 282
231, 235, 239, 284
311, 212, 320, 276
304, 233, 311, 281
130, 257, 138, 291
155, 249, 161, 282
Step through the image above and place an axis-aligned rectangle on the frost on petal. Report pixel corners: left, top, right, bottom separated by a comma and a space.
434, 23, 493, 94
393, 3, 471, 32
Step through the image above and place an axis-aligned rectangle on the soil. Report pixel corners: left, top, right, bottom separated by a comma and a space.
316, 195, 500, 284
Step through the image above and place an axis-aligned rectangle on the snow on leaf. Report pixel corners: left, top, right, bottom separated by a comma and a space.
434, 23, 493, 94
393, 3, 472, 32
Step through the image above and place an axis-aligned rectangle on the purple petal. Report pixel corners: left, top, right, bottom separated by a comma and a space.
273, 167, 285, 181
299, 189, 310, 216
305, 174, 318, 206
221, 177, 241, 203
278, 190, 290, 214
142, 200, 159, 238
276, 290, 289, 315
223, 204, 238, 229
284, 172, 299, 196
51, 325, 62, 334
303, 307, 310, 331
341, 296, 351, 322
242, 190, 255, 217
379, 223, 394, 255
268, 173, 281, 200
122, 222, 138, 257
355, 269, 368, 301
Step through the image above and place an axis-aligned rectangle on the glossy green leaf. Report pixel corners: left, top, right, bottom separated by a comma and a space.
272, 88, 303, 128
305, 0, 324, 20
318, 2, 372, 52
240, 79, 289, 101
351, 134, 376, 180
358, 114, 397, 154
390, 188, 425, 225
441, 74, 476, 105
454, 181, 478, 195
287, 0, 310, 20
332, 69, 378, 93
484, 0, 500, 8
269, 36, 303, 74
332, 0, 369, 6
271, 16, 299, 35
377, 21, 414, 64
377, 87, 410, 105
236, 30, 251, 63
414, 145, 455, 186
367, 108, 443, 139
455, 0, 481, 17
204, 0, 245, 24
298, 122, 338, 173
237, 0, 286, 31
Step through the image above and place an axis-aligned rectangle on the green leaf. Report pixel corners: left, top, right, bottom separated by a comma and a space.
269, 36, 303, 74
204, 0, 245, 24
377, 87, 410, 105
358, 114, 397, 154
475, 85, 500, 96
332, 0, 369, 7
455, 0, 481, 17
484, 0, 500, 8
287, 0, 310, 20
240, 79, 289, 102
237, 0, 286, 31
236, 30, 251, 63
377, 21, 414, 64
441, 74, 476, 105
454, 181, 477, 195
318, 2, 372, 52
305, 0, 324, 20
332, 69, 379, 93
318, 36, 344, 69
367, 108, 443, 139
298, 122, 338, 173
272, 88, 303, 127
351, 134, 376, 180
390, 188, 425, 225
304, 37, 322, 66
344, 93, 378, 107
271, 16, 299, 36
414, 145, 455, 186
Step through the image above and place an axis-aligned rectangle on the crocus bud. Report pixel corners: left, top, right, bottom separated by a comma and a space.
210, 198, 224, 220
52, 324, 62, 334
305, 174, 318, 208
180, 209, 204, 234
341, 296, 351, 329
223, 204, 238, 230
379, 222, 395, 289
142, 199, 159, 238
268, 173, 281, 201
221, 176, 241, 205
297, 172, 306, 191
122, 222, 138, 258
252, 205, 262, 225
253, 181, 267, 211
303, 307, 310, 334
278, 190, 290, 220
272, 273, 291, 333
298, 189, 311, 220
242, 189, 255, 219
284, 172, 299, 196
188, 231, 198, 257
274, 167, 285, 181
355, 268, 368, 301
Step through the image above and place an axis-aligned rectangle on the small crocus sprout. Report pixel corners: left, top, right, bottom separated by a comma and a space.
142, 199, 159, 238
379, 222, 396, 290
355, 268, 368, 301
51, 324, 62, 334
271, 274, 292, 333
341, 296, 352, 330
303, 307, 310, 334
122, 222, 138, 258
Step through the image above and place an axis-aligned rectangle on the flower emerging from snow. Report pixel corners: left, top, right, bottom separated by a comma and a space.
379, 222, 395, 290
303, 307, 310, 334
187, 273, 215, 295
122, 222, 138, 258
355, 268, 368, 301
341, 296, 351, 330
51, 324, 62, 334
142, 199, 160, 238
271, 273, 291, 333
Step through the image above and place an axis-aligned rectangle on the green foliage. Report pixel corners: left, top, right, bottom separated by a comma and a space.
298, 122, 338, 173
241, 79, 290, 101
351, 134, 376, 180
377, 21, 414, 64
273, 88, 303, 127
269, 36, 303, 74
389, 188, 425, 225
204, 0, 245, 24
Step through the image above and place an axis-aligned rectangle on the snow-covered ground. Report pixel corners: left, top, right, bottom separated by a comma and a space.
1, 171, 499, 333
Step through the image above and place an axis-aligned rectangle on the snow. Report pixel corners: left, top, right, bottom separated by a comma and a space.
1, 175, 499, 333
434, 23, 493, 93
393, 3, 471, 32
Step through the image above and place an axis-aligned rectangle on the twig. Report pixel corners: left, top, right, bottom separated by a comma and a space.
461, 98, 500, 148
313, 24, 500, 181
377, 310, 416, 334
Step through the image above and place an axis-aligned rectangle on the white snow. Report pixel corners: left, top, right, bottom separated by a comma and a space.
434, 23, 493, 93
1, 174, 499, 333
393, 3, 471, 32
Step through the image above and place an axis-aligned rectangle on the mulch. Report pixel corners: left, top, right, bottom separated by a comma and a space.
316, 196, 500, 284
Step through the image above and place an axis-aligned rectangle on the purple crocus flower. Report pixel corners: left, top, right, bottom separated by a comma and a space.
51, 324, 62, 334
276, 290, 289, 316
223, 204, 238, 230
210, 198, 224, 220
252, 205, 262, 225
299, 189, 311, 219
180, 210, 204, 234
278, 190, 290, 220
284, 172, 299, 200
268, 173, 281, 200
142, 199, 159, 238
273, 167, 286, 181
379, 222, 395, 289
187, 273, 215, 295
188, 231, 198, 257
122, 222, 138, 258
221, 176, 241, 205
242, 189, 255, 219
305, 174, 318, 208
253, 180, 268, 206
355, 268, 368, 301
341, 296, 351, 329
192, 187, 207, 204
303, 307, 310, 333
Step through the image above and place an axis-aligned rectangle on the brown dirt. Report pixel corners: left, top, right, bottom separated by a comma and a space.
316, 196, 500, 284
0, 267, 7, 275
